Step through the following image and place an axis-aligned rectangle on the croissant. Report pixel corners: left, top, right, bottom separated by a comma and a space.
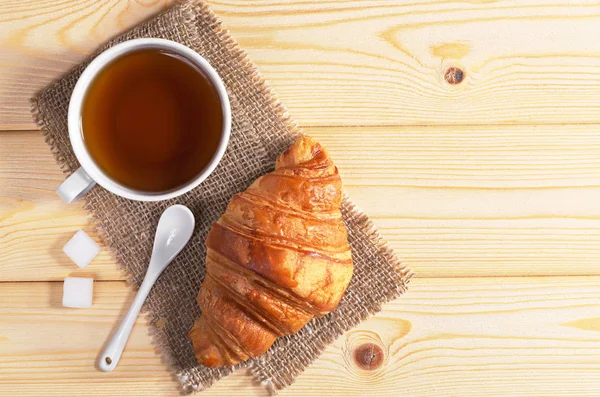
189, 136, 353, 367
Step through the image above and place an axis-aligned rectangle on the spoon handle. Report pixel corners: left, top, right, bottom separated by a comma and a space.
98, 272, 157, 372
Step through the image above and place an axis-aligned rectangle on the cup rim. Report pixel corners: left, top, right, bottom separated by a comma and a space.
68, 38, 231, 202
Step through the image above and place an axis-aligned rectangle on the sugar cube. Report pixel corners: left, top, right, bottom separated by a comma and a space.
62, 277, 94, 308
63, 230, 101, 268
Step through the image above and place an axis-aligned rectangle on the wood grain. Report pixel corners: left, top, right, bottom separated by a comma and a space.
3, 126, 600, 281
2, 277, 600, 396
6, 0, 600, 128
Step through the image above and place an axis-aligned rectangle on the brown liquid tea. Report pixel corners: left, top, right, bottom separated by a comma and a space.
82, 49, 223, 192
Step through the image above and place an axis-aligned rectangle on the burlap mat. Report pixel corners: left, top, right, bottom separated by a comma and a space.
31, 1, 412, 393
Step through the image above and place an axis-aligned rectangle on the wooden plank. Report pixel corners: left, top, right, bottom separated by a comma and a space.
316, 125, 600, 189
2, 277, 600, 396
5, 1, 600, 129
3, 126, 600, 281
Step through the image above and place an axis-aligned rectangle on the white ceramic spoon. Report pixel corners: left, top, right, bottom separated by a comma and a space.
98, 204, 195, 372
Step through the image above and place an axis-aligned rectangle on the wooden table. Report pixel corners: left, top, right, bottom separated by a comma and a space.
2, 1, 600, 395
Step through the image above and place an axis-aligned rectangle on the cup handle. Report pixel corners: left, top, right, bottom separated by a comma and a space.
56, 167, 96, 204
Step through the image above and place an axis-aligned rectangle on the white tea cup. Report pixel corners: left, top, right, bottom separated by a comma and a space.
57, 38, 231, 203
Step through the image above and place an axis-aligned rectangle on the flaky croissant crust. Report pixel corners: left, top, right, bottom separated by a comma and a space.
189, 136, 353, 367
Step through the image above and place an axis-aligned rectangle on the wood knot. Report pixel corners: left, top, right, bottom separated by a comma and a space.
353, 343, 384, 371
343, 330, 388, 374
444, 66, 464, 85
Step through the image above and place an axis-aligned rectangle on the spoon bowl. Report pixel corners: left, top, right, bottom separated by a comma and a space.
149, 205, 195, 272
